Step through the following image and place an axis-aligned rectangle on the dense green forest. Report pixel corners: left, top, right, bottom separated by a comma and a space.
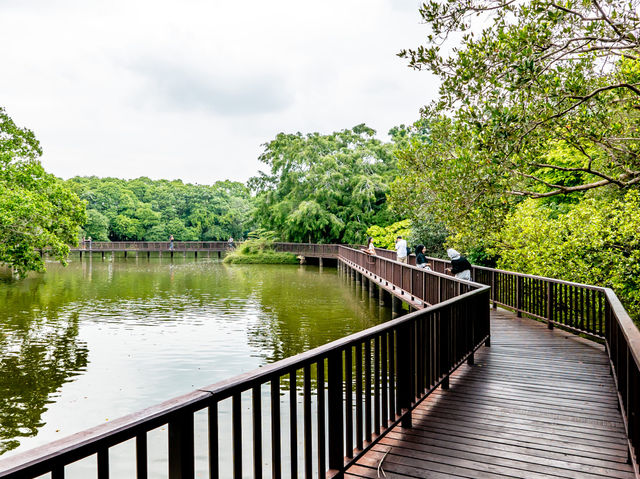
65, 176, 253, 242
0, 0, 638, 318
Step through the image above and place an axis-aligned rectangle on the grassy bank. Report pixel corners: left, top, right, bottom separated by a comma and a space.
223, 238, 298, 264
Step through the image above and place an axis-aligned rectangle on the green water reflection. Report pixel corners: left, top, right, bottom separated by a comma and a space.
0, 256, 390, 459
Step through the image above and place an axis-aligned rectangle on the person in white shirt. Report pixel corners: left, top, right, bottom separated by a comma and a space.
395, 236, 408, 263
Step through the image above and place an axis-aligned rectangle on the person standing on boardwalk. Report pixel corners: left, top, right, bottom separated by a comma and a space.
227, 236, 235, 249
169, 235, 174, 251
87, 236, 92, 251
446, 248, 472, 281
395, 236, 408, 263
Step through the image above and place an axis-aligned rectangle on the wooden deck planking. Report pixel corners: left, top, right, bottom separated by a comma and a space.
347, 308, 635, 479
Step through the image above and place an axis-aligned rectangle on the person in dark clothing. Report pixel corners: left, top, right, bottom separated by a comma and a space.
446, 248, 472, 280
415, 245, 431, 270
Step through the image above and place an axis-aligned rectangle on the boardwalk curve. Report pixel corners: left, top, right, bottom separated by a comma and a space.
347, 308, 635, 479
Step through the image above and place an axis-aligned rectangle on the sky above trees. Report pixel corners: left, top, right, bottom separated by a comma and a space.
0, 0, 435, 184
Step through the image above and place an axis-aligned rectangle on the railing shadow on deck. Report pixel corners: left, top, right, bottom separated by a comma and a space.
0, 246, 489, 479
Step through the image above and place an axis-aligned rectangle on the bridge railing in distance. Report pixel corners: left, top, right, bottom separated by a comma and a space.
76, 241, 232, 251
273, 243, 340, 257
0, 246, 490, 479
343, 247, 475, 305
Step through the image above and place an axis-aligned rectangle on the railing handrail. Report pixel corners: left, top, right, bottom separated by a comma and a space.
606, 287, 640, 371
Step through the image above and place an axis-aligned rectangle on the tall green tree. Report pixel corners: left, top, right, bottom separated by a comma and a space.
249, 124, 399, 244
400, 0, 640, 198
0, 107, 85, 275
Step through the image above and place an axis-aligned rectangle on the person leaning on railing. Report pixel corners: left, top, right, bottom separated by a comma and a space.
446, 248, 472, 281
363, 236, 377, 255
415, 245, 432, 270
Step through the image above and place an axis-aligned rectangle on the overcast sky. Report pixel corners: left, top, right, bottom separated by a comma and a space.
0, 0, 438, 185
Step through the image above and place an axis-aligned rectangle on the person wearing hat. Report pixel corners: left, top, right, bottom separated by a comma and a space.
446, 248, 472, 280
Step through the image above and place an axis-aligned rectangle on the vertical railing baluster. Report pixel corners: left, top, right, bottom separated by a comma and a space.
416, 318, 424, 395
303, 365, 313, 479
355, 343, 363, 451
52, 466, 65, 479
290, 371, 298, 479
327, 351, 344, 473
546, 281, 553, 329
252, 386, 262, 479
345, 347, 353, 459
381, 332, 388, 429
364, 340, 372, 441
136, 432, 148, 479
317, 361, 326, 478
516, 275, 522, 317
271, 379, 282, 479
389, 330, 396, 420
208, 402, 219, 479
97, 447, 109, 479
169, 410, 194, 479
374, 335, 381, 435
397, 322, 412, 428
232, 394, 242, 479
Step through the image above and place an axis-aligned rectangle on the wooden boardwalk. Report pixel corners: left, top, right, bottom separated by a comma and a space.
346, 308, 635, 479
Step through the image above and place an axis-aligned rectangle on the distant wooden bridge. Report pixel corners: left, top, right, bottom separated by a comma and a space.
68, 241, 337, 261
1, 243, 638, 479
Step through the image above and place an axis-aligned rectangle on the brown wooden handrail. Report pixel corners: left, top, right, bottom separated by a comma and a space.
0, 245, 489, 479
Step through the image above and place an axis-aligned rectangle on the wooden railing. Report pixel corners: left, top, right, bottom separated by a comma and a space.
605, 289, 640, 471
273, 243, 340, 257
73, 241, 231, 251
0, 246, 489, 479
375, 246, 640, 471
71, 242, 341, 257
342, 247, 476, 306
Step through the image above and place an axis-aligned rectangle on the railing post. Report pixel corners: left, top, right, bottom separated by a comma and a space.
516, 276, 523, 317
397, 323, 413, 428
491, 271, 497, 309
168, 410, 195, 479
327, 351, 345, 475
546, 282, 554, 329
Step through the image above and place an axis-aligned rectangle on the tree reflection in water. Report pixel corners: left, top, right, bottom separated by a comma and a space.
0, 271, 88, 454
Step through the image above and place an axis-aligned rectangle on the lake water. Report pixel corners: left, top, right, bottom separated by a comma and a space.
0, 255, 391, 477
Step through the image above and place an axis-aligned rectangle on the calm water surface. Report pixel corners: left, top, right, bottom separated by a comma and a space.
0, 256, 391, 475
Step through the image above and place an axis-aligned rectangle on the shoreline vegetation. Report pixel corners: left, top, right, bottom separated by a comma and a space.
223, 237, 298, 265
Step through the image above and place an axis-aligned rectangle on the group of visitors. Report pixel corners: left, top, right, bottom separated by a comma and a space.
363, 235, 473, 281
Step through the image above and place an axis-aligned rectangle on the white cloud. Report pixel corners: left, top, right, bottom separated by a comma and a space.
0, 0, 437, 184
